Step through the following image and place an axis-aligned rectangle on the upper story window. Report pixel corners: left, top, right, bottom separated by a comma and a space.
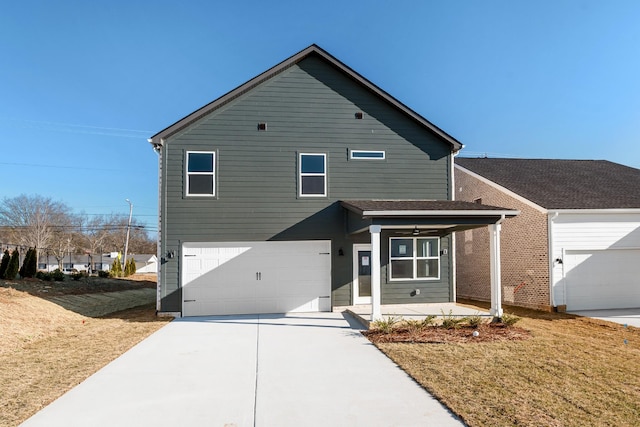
350, 150, 385, 160
299, 153, 326, 197
389, 237, 440, 280
186, 151, 216, 196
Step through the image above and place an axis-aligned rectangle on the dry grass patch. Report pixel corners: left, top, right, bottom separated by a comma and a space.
370, 306, 640, 427
0, 288, 171, 427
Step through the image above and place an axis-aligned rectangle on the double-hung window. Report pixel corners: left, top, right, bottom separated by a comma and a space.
186, 151, 216, 196
299, 153, 326, 197
389, 237, 440, 280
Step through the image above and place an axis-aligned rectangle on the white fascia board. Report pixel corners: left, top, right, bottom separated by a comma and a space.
455, 164, 547, 214
549, 208, 640, 215
362, 209, 520, 217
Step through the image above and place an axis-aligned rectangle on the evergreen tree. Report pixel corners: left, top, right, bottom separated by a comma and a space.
123, 258, 131, 277
5, 248, 20, 280
129, 257, 136, 275
19, 248, 32, 278
0, 249, 10, 279
25, 247, 37, 278
111, 257, 122, 277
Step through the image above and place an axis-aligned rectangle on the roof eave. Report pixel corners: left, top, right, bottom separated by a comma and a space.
360, 209, 520, 218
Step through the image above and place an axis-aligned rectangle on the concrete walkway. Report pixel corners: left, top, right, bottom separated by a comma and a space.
21, 312, 464, 427
46, 288, 156, 317
570, 308, 640, 328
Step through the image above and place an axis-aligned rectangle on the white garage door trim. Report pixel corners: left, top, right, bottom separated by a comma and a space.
181, 241, 331, 316
564, 248, 640, 311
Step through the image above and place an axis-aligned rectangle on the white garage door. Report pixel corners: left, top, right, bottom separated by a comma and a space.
181, 241, 331, 316
564, 249, 640, 310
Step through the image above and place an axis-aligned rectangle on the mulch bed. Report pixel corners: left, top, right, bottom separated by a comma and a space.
363, 323, 532, 344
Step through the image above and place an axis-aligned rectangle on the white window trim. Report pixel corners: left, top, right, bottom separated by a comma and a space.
389, 237, 440, 281
186, 151, 216, 197
298, 153, 327, 197
349, 150, 386, 160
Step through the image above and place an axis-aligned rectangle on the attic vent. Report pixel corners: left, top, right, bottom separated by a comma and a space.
257, 122, 267, 131
355, 112, 363, 119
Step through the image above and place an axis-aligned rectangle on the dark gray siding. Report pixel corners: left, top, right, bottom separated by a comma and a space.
159, 55, 452, 311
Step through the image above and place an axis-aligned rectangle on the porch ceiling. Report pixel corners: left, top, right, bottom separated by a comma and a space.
341, 200, 519, 235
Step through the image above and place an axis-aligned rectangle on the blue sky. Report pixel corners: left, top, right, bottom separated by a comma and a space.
2, 1, 640, 232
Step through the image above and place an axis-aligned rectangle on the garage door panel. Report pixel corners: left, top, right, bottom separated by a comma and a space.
565, 249, 640, 310
182, 241, 331, 316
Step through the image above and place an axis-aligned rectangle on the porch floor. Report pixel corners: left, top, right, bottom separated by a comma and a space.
336, 302, 491, 329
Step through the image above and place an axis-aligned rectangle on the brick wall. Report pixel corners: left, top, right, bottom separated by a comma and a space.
455, 167, 551, 310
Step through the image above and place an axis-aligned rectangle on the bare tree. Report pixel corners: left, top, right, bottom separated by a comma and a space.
0, 194, 73, 263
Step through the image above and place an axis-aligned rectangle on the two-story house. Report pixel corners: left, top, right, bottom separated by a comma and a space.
149, 45, 517, 319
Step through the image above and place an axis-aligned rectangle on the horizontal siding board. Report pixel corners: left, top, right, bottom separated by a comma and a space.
159, 55, 454, 312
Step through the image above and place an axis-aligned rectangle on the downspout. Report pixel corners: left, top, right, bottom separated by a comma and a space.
150, 138, 163, 313
450, 150, 458, 301
548, 211, 559, 308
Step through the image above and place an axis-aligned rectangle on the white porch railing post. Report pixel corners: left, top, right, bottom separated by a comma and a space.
489, 222, 503, 318
369, 225, 382, 321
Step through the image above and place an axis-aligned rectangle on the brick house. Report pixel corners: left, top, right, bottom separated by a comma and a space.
455, 158, 640, 312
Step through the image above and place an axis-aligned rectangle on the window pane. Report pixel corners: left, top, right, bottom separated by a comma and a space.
417, 239, 437, 257
390, 239, 413, 258
301, 154, 325, 173
391, 260, 413, 279
188, 153, 214, 172
417, 259, 439, 278
189, 175, 214, 194
351, 151, 385, 159
301, 176, 325, 195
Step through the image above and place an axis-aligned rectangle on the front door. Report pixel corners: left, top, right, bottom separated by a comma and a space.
353, 244, 372, 304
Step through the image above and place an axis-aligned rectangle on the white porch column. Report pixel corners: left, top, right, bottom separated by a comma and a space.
369, 225, 382, 321
489, 222, 504, 318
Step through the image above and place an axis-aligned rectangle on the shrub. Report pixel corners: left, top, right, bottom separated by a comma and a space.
98, 270, 110, 278
5, 249, 20, 280
371, 316, 401, 334
124, 257, 136, 277
51, 268, 65, 282
404, 315, 436, 333
440, 309, 464, 329
111, 258, 122, 277
71, 272, 84, 281
0, 249, 10, 279
465, 312, 486, 328
501, 312, 521, 327
36, 271, 52, 281
19, 248, 37, 278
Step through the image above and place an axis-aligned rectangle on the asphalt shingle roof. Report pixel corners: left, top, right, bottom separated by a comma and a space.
455, 158, 640, 209
342, 199, 514, 213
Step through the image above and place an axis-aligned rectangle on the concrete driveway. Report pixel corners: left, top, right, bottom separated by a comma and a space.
21, 312, 464, 427
570, 308, 640, 328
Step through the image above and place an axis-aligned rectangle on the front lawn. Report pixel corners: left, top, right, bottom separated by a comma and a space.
369, 304, 640, 426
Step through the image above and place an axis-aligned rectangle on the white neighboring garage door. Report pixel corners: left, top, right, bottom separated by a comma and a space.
564, 249, 640, 311
181, 241, 331, 316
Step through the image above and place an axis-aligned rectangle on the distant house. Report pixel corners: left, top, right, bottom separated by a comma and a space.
149, 44, 517, 318
455, 158, 640, 312
37, 253, 156, 274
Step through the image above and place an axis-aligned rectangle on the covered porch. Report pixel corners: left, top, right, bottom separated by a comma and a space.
337, 302, 491, 329
341, 200, 519, 321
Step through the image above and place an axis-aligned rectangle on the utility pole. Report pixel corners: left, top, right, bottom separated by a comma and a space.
123, 199, 133, 276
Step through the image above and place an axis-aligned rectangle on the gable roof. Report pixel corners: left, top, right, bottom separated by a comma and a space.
149, 44, 463, 152
455, 158, 640, 210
